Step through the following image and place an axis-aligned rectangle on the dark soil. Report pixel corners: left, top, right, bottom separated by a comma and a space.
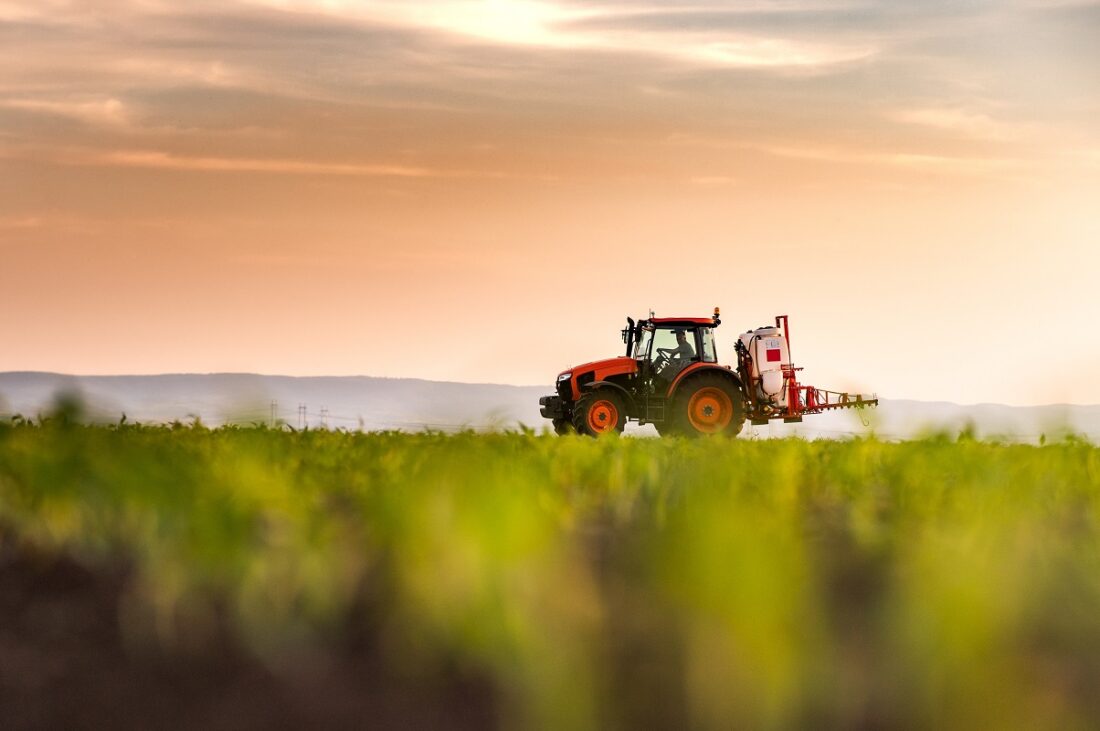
0, 541, 497, 731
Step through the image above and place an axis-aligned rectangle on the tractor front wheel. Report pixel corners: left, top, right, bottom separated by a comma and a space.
572, 390, 626, 437
669, 374, 744, 438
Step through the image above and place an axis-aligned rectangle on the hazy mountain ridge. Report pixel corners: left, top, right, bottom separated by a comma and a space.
1, 372, 1097, 442
0, 372, 547, 431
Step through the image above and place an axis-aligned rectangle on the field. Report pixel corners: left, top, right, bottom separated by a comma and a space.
1, 421, 1099, 730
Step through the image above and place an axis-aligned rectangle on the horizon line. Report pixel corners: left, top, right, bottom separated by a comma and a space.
1, 371, 1098, 410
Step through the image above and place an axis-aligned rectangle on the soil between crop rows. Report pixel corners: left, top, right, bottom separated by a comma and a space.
0, 539, 497, 731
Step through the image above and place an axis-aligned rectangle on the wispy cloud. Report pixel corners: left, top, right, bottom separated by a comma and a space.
889, 107, 1026, 142
106, 57, 248, 88
757, 142, 1024, 176
7, 144, 527, 179
662, 132, 1027, 177
1021, 0, 1100, 8
0, 215, 44, 230
1, 97, 131, 126
244, 0, 876, 69
688, 175, 738, 186
0, 0, 53, 21
104, 150, 439, 176
67, 149, 449, 177
0, 0, 1093, 189
1075, 147, 1100, 167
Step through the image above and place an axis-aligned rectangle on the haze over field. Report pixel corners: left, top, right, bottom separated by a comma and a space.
3, 371, 1098, 442
1, 0, 1098, 404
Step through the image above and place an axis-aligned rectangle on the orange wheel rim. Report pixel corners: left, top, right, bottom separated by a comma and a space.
687, 387, 733, 433
587, 399, 619, 434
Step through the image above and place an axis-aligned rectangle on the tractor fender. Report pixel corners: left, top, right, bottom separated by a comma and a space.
667, 365, 745, 401
583, 380, 638, 412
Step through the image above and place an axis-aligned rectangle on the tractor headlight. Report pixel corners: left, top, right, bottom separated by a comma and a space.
557, 372, 572, 382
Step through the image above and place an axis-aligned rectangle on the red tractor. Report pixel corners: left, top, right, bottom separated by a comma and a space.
539, 309, 877, 437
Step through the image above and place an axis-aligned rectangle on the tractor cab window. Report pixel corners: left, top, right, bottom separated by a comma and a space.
651, 326, 697, 378
700, 328, 717, 363
635, 327, 653, 362
652, 328, 683, 359
654, 328, 696, 360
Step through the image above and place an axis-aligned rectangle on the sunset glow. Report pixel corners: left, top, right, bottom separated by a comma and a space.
1, 0, 1097, 404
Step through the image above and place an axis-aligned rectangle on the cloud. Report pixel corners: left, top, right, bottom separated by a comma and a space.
889, 107, 1025, 142
1021, 0, 1100, 8
665, 133, 1026, 178
106, 58, 247, 88
757, 142, 1023, 175
242, 0, 877, 69
6, 144, 529, 179
1, 97, 130, 126
0, 0, 58, 21
0, 215, 44, 230
689, 175, 737, 186
1075, 147, 1100, 167
65, 149, 446, 176
0, 0, 1093, 191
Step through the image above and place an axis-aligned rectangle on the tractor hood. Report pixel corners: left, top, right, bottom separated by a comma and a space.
559, 357, 638, 400
568, 356, 636, 378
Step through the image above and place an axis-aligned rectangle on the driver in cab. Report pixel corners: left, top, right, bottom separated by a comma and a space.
658, 329, 695, 367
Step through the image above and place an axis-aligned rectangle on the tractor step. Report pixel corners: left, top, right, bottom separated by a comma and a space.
643, 397, 666, 423
750, 418, 769, 426
783, 416, 803, 423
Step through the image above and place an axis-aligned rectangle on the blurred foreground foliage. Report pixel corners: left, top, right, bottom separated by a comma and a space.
1, 422, 1099, 729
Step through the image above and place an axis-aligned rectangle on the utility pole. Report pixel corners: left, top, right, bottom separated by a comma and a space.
298, 403, 306, 429
270, 400, 277, 428
320, 406, 329, 429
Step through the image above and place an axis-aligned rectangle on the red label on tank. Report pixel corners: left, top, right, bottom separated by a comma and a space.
766, 348, 782, 362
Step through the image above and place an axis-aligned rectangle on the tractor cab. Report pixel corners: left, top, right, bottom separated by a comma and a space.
626, 314, 720, 384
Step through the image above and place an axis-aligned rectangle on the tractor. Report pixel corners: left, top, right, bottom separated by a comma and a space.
539, 308, 876, 437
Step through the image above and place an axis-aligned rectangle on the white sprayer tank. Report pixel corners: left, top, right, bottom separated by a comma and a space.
739, 326, 790, 406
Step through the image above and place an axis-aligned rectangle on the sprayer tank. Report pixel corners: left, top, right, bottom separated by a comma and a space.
739, 326, 790, 406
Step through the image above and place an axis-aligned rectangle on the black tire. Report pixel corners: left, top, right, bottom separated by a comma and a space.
572, 389, 627, 437
667, 373, 744, 438
552, 418, 575, 435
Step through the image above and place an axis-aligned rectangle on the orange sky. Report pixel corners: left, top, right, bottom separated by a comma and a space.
1, 0, 1098, 405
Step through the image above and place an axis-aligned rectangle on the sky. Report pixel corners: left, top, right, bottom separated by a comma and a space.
1, 0, 1098, 405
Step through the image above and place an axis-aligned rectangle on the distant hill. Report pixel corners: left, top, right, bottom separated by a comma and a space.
0, 372, 545, 432
0, 372, 1097, 442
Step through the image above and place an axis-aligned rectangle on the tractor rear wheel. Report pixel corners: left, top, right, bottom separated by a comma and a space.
572, 390, 626, 437
668, 374, 744, 438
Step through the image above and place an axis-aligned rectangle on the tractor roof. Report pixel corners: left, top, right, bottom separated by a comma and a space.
647, 317, 717, 327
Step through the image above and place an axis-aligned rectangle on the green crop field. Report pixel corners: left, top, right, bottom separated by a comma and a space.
1, 421, 1099, 729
